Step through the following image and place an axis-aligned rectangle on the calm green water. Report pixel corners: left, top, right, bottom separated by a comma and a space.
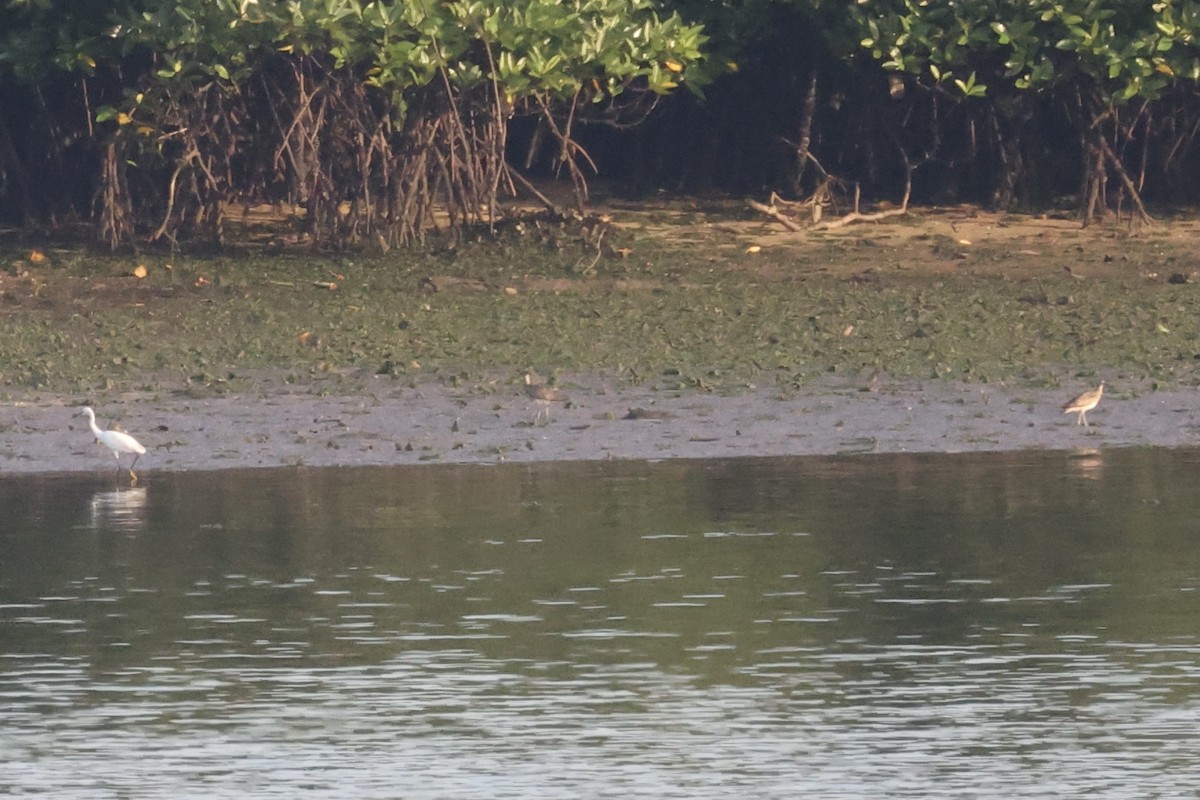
2, 449, 1200, 798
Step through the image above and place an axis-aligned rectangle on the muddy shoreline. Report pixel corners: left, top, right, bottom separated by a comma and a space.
2, 371, 1196, 477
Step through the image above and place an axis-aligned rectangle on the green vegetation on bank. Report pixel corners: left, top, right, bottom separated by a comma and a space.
4, 214, 1199, 396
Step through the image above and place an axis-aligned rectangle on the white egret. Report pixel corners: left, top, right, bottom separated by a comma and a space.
78, 406, 146, 482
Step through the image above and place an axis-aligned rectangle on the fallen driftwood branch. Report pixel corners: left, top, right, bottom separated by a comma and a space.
751, 131, 925, 233
749, 194, 910, 232
812, 206, 909, 231
750, 178, 911, 232
746, 198, 803, 232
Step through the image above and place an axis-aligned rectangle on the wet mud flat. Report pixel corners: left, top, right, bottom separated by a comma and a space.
2, 372, 1196, 476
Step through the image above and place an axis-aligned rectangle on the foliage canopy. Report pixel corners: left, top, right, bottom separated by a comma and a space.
0, 0, 705, 246
5, 1, 1200, 246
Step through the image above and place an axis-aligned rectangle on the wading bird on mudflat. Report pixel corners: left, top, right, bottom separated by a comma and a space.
78, 406, 146, 483
1063, 381, 1105, 427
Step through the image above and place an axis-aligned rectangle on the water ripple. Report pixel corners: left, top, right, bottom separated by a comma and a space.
5, 454, 1200, 797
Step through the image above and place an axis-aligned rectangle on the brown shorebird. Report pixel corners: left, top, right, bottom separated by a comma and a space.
1063, 381, 1104, 426
524, 372, 566, 425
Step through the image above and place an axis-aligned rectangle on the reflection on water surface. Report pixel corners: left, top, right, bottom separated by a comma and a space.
3, 448, 1200, 798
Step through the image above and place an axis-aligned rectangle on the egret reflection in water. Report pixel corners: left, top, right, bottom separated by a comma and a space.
87, 486, 147, 532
